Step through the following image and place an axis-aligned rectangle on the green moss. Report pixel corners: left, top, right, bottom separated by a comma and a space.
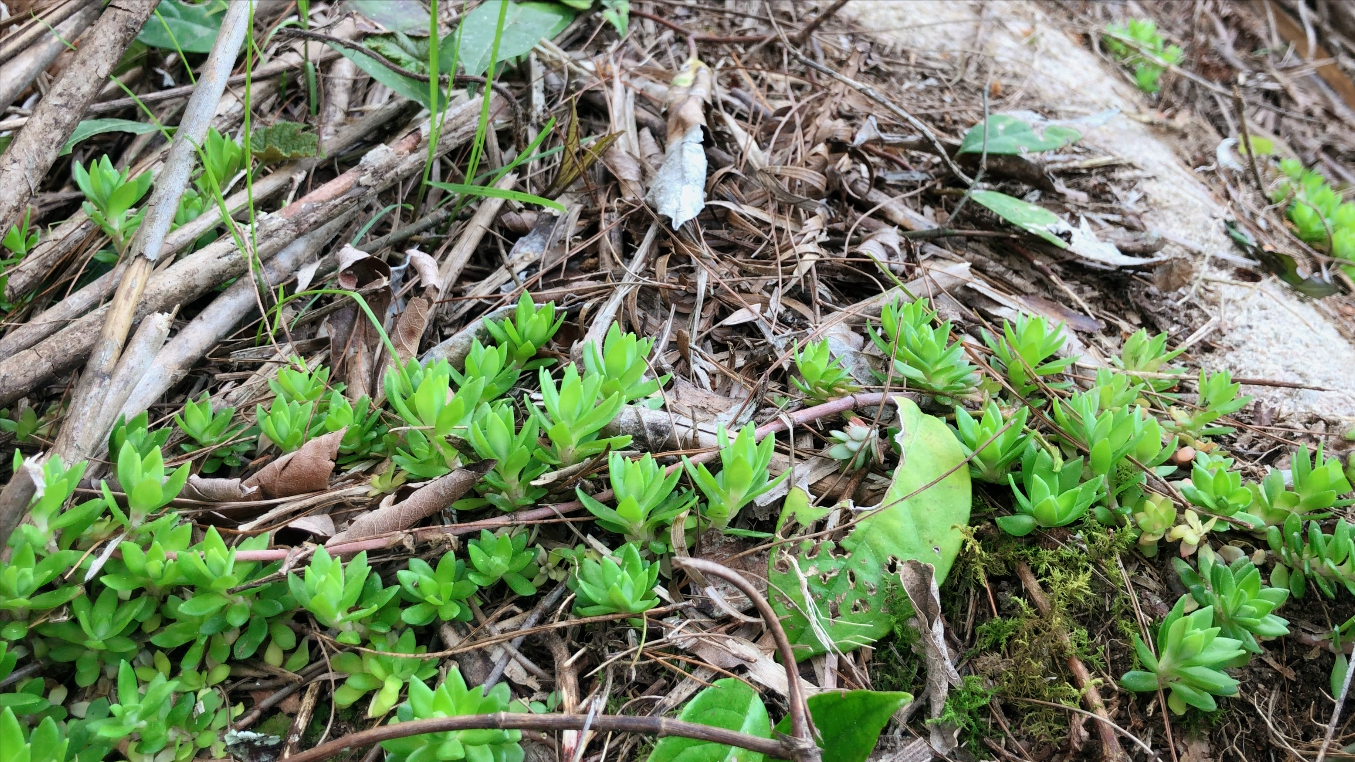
931, 675, 995, 747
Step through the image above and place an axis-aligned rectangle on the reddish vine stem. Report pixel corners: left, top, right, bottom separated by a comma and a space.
281, 712, 794, 762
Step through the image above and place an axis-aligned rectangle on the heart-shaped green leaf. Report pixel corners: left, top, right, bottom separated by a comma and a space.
773, 690, 912, 762
646, 678, 770, 762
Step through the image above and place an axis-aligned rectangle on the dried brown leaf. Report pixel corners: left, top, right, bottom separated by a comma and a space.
898, 560, 962, 752
243, 430, 344, 499
328, 245, 392, 400
406, 248, 442, 294
390, 295, 431, 367
326, 459, 494, 545
285, 514, 336, 538
180, 475, 260, 503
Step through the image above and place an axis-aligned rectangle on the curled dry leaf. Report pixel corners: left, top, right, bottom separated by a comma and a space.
897, 559, 962, 753
389, 294, 431, 367
243, 430, 345, 499
647, 57, 712, 229
326, 459, 495, 545
328, 245, 392, 400
180, 475, 261, 503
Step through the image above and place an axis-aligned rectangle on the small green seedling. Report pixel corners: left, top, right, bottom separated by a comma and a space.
380, 672, 523, 762
449, 339, 521, 405
72, 156, 152, 251
269, 360, 334, 403
0, 706, 68, 762
998, 446, 1104, 536
256, 398, 315, 453
397, 551, 479, 625
569, 542, 660, 624
1167, 370, 1251, 439
331, 629, 439, 718
2, 209, 39, 261
1174, 547, 1288, 656
103, 442, 190, 533
826, 416, 884, 471
982, 314, 1074, 398
466, 403, 548, 513
684, 423, 787, 530
1112, 329, 1185, 394
386, 359, 482, 440
579, 452, 695, 553
323, 391, 387, 461
792, 338, 858, 403
108, 411, 171, 470
869, 297, 979, 402
1251, 444, 1352, 526
1132, 492, 1177, 557
175, 393, 251, 473
1103, 18, 1184, 94
531, 365, 630, 467
465, 530, 540, 596
0, 543, 84, 640
951, 402, 1031, 483
1178, 452, 1258, 525
287, 547, 400, 645
97, 662, 178, 756
1120, 597, 1244, 714
484, 292, 564, 367
583, 323, 669, 406
1267, 514, 1355, 599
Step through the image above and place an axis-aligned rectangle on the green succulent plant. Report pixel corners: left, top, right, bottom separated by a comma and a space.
288, 547, 400, 645
100, 522, 193, 598
175, 393, 251, 473
1132, 492, 1177, 558
827, 416, 884, 471
72, 155, 152, 250
10, 455, 90, 553
1174, 548, 1288, 656
465, 403, 548, 513
1103, 18, 1184, 94
393, 428, 462, 480
332, 629, 440, 718
40, 588, 150, 686
0, 543, 83, 640
1112, 329, 1185, 394
466, 530, 540, 596
998, 446, 1104, 536
397, 551, 479, 625
1052, 385, 1174, 506
1251, 444, 1353, 526
531, 364, 630, 467
951, 402, 1031, 483
1267, 514, 1355, 599
108, 411, 171, 471
1120, 597, 1244, 714
97, 661, 180, 757
449, 339, 521, 406
684, 423, 787, 530
868, 297, 979, 402
380, 671, 524, 762
792, 338, 858, 403
569, 542, 660, 623
579, 453, 695, 554
981, 314, 1074, 398
0, 706, 68, 762
1178, 452, 1258, 526
270, 360, 335, 404
323, 391, 388, 461
583, 323, 669, 405
102, 441, 190, 535
1166, 370, 1251, 439
484, 292, 563, 367
256, 397, 315, 453
386, 360, 483, 441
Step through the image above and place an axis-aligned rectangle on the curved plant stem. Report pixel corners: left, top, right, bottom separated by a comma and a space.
281, 712, 794, 762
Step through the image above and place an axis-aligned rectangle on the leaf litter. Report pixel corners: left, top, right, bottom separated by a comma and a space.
0, 2, 1354, 762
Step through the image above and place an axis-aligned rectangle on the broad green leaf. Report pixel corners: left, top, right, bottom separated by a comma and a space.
61, 120, 162, 156
646, 678, 770, 762
250, 122, 319, 164
970, 190, 1068, 248
958, 114, 1081, 155
138, 0, 226, 54
457, 0, 574, 77
772, 690, 912, 762
342, 0, 429, 33
426, 181, 566, 211
330, 42, 442, 110
770, 397, 971, 660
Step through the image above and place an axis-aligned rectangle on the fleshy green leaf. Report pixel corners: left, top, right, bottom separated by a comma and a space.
970, 190, 1068, 248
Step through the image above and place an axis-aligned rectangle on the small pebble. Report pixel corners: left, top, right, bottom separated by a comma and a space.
1172, 446, 1196, 466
